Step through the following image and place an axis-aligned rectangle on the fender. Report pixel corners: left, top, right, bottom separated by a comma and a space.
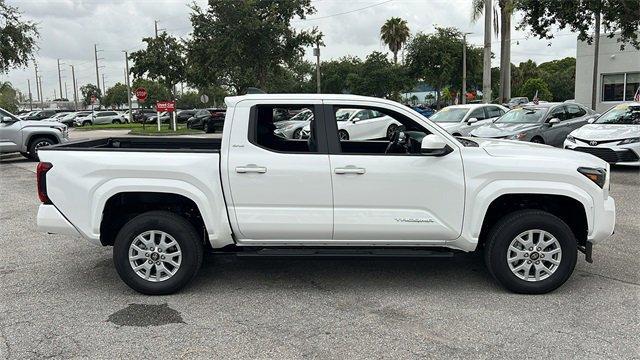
449, 180, 593, 252
90, 178, 234, 248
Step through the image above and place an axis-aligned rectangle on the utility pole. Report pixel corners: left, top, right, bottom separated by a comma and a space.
64, 81, 68, 100
94, 44, 102, 94
482, 0, 492, 103
314, 41, 321, 94
27, 79, 33, 110
38, 76, 44, 108
57, 59, 64, 101
70, 65, 78, 111
462, 33, 471, 105
591, 10, 601, 111
124, 51, 133, 120
34, 64, 40, 108
102, 73, 106, 94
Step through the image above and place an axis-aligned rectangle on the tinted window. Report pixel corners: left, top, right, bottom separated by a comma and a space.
548, 106, 567, 121
566, 104, 586, 119
469, 107, 486, 120
486, 106, 504, 118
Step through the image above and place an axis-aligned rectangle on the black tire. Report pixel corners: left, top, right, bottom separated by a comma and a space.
82, 120, 92, 127
112, 119, 121, 124
484, 209, 577, 294
113, 211, 204, 295
338, 130, 349, 141
292, 128, 302, 139
531, 136, 544, 144
20, 151, 34, 160
204, 122, 212, 133
27, 137, 56, 161
386, 124, 398, 140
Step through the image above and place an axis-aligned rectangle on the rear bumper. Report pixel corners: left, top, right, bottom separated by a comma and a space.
37, 204, 80, 237
588, 195, 616, 244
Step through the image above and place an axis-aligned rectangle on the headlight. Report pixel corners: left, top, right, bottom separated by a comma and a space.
618, 137, 639, 145
578, 167, 607, 188
566, 135, 575, 143
509, 132, 526, 140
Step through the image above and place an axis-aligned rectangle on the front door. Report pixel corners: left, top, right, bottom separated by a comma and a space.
325, 102, 465, 243
0, 110, 22, 153
225, 102, 334, 241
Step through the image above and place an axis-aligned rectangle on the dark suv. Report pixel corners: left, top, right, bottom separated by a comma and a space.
186, 108, 226, 133
23, 110, 57, 120
132, 109, 157, 122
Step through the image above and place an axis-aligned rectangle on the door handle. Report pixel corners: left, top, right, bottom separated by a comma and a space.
236, 165, 267, 174
334, 166, 366, 175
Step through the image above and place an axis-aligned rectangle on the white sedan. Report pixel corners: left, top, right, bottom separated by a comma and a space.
429, 104, 509, 136
301, 108, 402, 140
564, 102, 640, 166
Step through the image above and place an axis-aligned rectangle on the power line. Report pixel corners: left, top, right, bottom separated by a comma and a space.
294, 0, 394, 22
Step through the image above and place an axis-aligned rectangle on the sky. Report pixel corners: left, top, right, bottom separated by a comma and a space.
2, 0, 579, 100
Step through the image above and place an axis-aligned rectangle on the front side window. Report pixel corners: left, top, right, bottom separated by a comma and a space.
251, 104, 317, 153
469, 107, 486, 120
332, 106, 431, 155
566, 104, 586, 119
548, 106, 567, 121
486, 106, 505, 118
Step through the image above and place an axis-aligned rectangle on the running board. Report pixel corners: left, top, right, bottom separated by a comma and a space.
229, 247, 455, 258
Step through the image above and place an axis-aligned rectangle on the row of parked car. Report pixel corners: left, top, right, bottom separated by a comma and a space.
271, 100, 639, 166
15, 107, 228, 133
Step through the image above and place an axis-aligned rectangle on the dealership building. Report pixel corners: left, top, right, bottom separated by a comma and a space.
575, 33, 640, 113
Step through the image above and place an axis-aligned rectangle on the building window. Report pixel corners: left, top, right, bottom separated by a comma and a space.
625, 72, 640, 101
602, 72, 640, 102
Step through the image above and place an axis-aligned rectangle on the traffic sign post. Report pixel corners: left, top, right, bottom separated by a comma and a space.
156, 101, 176, 132
135, 88, 147, 130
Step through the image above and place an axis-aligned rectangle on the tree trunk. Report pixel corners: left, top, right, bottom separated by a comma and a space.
591, 10, 601, 111
499, 3, 512, 103
393, 50, 398, 64
482, 0, 492, 103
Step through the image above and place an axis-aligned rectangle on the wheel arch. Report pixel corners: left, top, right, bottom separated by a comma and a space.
24, 132, 60, 152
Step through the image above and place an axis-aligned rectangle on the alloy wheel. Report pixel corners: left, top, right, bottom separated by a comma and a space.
128, 230, 182, 282
506, 229, 562, 282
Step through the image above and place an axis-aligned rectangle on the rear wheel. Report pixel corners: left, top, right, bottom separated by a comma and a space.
386, 124, 398, 139
113, 211, 203, 295
484, 210, 577, 294
531, 136, 544, 144
204, 122, 212, 133
293, 128, 302, 139
338, 130, 349, 141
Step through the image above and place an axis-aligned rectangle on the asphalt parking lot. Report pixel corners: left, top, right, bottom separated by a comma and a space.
0, 147, 638, 358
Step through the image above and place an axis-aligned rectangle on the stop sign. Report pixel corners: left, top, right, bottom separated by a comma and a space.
135, 87, 147, 102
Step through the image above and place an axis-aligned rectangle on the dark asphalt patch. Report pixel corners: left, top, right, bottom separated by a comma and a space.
107, 303, 184, 327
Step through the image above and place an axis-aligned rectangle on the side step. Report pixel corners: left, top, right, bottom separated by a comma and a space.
227, 247, 455, 258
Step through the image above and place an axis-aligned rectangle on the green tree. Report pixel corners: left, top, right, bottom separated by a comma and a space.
129, 32, 185, 98
103, 83, 129, 108
185, 0, 321, 93
315, 56, 362, 94
176, 91, 201, 109
0, 81, 18, 112
380, 17, 411, 64
131, 78, 171, 108
80, 84, 101, 107
405, 27, 483, 107
511, 59, 539, 96
518, 77, 552, 101
0, 0, 39, 73
350, 51, 413, 99
538, 57, 576, 101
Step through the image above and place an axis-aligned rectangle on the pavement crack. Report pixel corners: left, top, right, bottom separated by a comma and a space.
577, 270, 640, 287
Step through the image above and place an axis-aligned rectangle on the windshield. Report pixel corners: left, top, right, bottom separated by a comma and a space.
429, 108, 469, 123
0, 108, 19, 121
495, 107, 546, 123
289, 110, 313, 121
595, 104, 640, 125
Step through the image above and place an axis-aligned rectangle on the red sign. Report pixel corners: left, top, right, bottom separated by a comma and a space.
156, 101, 176, 112
90, 95, 97, 104
135, 87, 147, 102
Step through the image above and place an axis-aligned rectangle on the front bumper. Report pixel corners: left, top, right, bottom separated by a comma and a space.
37, 204, 80, 237
588, 195, 616, 244
564, 140, 640, 166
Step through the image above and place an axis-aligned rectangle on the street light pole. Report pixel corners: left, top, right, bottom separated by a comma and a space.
57, 59, 64, 100
124, 51, 133, 123
462, 32, 472, 105
314, 41, 321, 94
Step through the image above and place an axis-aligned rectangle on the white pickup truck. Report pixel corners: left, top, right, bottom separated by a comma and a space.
36, 94, 616, 295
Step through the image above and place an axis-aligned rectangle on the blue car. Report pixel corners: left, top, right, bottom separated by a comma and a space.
412, 106, 435, 118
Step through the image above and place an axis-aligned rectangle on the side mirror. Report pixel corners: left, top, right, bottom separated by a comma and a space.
548, 118, 561, 125
466, 117, 478, 124
421, 134, 451, 156
2, 116, 15, 123
351, 117, 360, 123
587, 117, 596, 124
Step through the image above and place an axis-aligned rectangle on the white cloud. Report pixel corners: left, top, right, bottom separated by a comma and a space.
2, 0, 580, 98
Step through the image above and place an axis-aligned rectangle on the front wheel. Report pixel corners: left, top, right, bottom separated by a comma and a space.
386, 124, 398, 140
82, 120, 92, 127
204, 122, 212, 133
28, 137, 56, 161
531, 136, 544, 144
338, 130, 349, 141
484, 209, 577, 294
113, 211, 204, 295
112, 119, 121, 124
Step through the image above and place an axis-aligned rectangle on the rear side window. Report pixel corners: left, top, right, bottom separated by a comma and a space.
566, 104, 587, 119
250, 105, 319, 153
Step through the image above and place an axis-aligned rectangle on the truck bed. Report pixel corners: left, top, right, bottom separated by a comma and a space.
48, 137, 221, 152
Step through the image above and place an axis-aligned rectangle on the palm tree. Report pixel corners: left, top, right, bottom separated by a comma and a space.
380, 17, 410, 64
472, 0, 514, 103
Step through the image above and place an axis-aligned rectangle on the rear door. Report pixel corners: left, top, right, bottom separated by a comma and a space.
225, 101, 334, 242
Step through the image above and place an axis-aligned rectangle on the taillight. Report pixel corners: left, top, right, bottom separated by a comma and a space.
36, 162, 53, 204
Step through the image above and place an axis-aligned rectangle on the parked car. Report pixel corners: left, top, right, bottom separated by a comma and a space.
17, 110, 39, 119
57, 111, 90, 127
49, 112, 72, 122
0, 107, 68, 160
75, 111, 125, 126
36, 94, 615, 295
273, 108, 314, 139
146, 111, 171, 124
412, 106, 436, 118
430, 104, 508, 136
301, 107, 402, 140
470, 102, 595, 147
564, 102, 639, 166
504, 97, 529, 109
133, 109, 157, 122
23, 109, 58, 120
176, 110, 196, 123
186, 108, 226, 133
